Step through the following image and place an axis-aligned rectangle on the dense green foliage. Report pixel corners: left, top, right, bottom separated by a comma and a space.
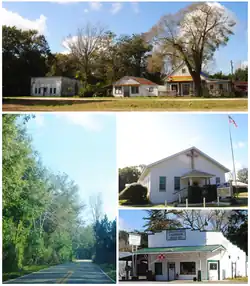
3, 19, 247, 98
93, 216, 116, 265
143, 210, 182, 232
142, 210, 248, 254
3, 26, 52, 96
3, 115, 116, 277
237, 168, 248, 184
119, 166, 143, 193
3, 25, 162, 97
210, 67, 248, 82
224, 210, 248, 254
119, 183, 148, 204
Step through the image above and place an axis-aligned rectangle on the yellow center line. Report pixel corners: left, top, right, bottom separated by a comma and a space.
56, 271, 73, 284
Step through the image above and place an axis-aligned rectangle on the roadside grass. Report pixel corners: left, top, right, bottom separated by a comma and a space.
226, 277, 248, 282
3, 265, 51, 282
3, 97, 247, 111
237, 192, 248, 198
97, 263, 116, 282
119, 200, 248, 208
119, 200, 167, 208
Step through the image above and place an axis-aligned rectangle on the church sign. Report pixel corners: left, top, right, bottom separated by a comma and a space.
166, 229, 186, 241
217, 186, 232, 198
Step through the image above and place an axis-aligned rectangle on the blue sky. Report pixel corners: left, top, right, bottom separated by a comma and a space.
2, 1, 248, 74
119, 209, 148, 232
117, 113, 248, 177
24, 113, 117, 222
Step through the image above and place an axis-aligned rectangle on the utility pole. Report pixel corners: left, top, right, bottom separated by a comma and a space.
230, 60, 234, 79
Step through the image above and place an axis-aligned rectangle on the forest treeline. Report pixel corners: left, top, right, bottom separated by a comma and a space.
3, 15, 247, 97
3, 25, 162, 97
3, 115, 116, 275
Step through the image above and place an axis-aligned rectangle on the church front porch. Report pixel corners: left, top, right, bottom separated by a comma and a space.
174, 170, 217, 203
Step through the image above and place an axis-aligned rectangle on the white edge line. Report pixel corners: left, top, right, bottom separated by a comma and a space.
97, 265, 116, 283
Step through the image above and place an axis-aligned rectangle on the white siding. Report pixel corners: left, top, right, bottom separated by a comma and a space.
147, 229, 247, 281
172, 66, 191, 76
31, 77, 62, 96
113, 84, 158, 97
148, 252, 207, 280
140, 173, 151, 198
138, 85, 158, 97
31, 77, 80, 96
147, 152, 227, 204
148, 229, 206, 248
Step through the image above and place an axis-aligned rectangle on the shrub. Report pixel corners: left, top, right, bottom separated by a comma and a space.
119, 183, 149, 204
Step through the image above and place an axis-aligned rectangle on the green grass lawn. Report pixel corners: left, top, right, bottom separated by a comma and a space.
97, 263, 116, 282
119, 199, 248, 208
3, 97, 247, 111
3, 265, 51, 282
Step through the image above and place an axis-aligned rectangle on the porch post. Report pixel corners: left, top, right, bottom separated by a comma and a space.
198, 252, 202, 281
189, 178, 193, 185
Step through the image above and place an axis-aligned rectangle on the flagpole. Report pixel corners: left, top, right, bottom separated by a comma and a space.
228, 116, 237, 189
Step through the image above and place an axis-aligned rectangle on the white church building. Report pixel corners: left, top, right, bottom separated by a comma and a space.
135, 228, 247, 281
138, 146, 230, 204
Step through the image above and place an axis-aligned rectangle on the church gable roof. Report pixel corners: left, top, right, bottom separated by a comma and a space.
139, 146, 230, 181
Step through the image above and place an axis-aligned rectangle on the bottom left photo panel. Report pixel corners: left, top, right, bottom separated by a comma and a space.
2, 113, 117, 284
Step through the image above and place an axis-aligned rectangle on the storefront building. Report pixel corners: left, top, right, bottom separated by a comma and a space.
135, 229, 247, 281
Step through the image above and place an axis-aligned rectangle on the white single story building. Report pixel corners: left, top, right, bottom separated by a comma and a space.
30, 77, 80, 96
138, 146, 230, 204
135, 228, 247, 281
113, 76, 158, 97
165, 63, 232, 96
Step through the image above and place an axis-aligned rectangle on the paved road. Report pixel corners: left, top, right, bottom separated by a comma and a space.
5, 260, 115, 284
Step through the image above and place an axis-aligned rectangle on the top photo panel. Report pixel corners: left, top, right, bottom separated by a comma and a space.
2, 1, 248, 112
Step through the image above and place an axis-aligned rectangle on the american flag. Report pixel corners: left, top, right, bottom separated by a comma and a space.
228, 116, 238, 128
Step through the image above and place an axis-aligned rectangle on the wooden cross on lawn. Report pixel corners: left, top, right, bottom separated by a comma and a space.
186, 149, 199, 170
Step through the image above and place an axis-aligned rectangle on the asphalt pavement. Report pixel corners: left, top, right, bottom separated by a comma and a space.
4, 260, 115, 284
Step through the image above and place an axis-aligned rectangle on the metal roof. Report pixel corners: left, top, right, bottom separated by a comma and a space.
181, 169, 216, 179
135, 245, 225, 254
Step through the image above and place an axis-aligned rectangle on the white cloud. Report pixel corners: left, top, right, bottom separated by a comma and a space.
131, 2, 139, 14
233, 141, 246, 149
89, 2, 102, 11
110, 3, 122, 14
56, 113, 103, 131
2, 8, 47, 35
84, 8, 89, 13
236, 61, 248, 69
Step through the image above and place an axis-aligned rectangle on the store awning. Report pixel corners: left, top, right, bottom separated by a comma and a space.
135, 245, 225, 255
119, 252, 133, 261
181, 170, 215, 179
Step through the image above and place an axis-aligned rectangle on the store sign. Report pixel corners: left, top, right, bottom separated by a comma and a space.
166, 229, 186, 241
128, 233, 141, 246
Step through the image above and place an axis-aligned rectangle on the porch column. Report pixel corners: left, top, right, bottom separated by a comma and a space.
198, 252, 202, 281
189, 178, 193, 186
